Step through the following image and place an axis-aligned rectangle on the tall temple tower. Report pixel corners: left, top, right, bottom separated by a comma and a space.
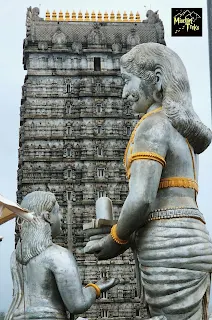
18, 7, 166, 320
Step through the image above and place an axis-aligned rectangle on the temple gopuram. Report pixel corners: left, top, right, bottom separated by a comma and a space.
17, 7, 166, 319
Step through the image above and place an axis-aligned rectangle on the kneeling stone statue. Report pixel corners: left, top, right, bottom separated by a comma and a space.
5, 191, 118, 320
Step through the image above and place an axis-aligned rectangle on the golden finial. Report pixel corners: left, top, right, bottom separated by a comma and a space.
97, 11, 103, 22
104, 11, 109, 22
116, 11, 122, 21
135, 11, 141, 22
52, 10, 57, 21
65, 10, 70, 21
58, 10, 64, 21
84, 10, 90, 21
123, 11, 128, 22
91, 10, 96, 21
72, 10, 77, 21
110, 11, 115, 22
129, 11, 134, 22
78, 10, 83, 21
45, 10, 50, 21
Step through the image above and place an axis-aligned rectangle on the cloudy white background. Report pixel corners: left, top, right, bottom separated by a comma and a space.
0, 0, 211, 313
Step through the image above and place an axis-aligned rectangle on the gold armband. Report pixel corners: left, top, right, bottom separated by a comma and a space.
126, 152, 166, 179
110, 224, 128, 245
128, 152, 166, 167
85, 283, 101, 298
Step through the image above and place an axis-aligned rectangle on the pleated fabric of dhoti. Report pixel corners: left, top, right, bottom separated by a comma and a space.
135, 214, 212, 320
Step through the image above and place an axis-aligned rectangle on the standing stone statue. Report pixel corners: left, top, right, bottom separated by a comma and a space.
85, 43, 212, 319
5, 191, 118, 320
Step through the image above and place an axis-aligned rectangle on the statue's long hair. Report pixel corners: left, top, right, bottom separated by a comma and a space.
16, 191, 57, 265
120, 43, 212, 154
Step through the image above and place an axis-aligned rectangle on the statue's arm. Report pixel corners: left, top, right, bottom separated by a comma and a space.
116, 114, 169, 240
49, 246, 96, 314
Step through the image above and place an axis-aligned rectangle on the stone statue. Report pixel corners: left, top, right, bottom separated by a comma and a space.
84, 43, 212, 319
143, 10, 160, 23
5, 191, 118, 320
143, 10, 166, 46
26, 7, 43, 38
26, 7, 42, 21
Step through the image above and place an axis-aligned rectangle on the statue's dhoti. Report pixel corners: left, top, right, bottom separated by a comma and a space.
136, 212, 212, 320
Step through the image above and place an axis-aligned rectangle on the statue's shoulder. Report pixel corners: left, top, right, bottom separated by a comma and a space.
136, 110, 171, 142
45, 244, 74, 269
45, 243, 70, 256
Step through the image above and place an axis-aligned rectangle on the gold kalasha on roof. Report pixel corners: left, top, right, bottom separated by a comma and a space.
84, 10, 90, 21
110, 11, 115, 22
129, 11, 135, 22
116, 11, 122, 21
52, 10, 57, 21
104, 11, 109, 22
97, 11, 103, 22
45, 10, 50, 21
135, 11, 141, 22
58, 10, 64, 21
123, 11, 128, 22
45, 10, 142, 22
65, 10, 70, 21
91, 10, 96, 21
78, 10, 83, 21
72, 10, 77, 21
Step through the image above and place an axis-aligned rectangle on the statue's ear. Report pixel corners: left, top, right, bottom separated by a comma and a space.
155, 69, 162, 92
43, 211, 51, 224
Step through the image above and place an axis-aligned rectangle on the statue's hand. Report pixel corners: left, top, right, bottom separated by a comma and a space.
84, 234, 128, 260
96, 278, 119, 292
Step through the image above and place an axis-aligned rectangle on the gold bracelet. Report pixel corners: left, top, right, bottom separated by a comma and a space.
110, 224, 128, 245
85, 283, 101, 298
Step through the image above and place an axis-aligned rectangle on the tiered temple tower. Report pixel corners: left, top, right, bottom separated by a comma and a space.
18, 7, 166, 320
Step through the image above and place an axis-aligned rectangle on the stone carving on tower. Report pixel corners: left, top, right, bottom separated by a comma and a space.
52, 28, 67, 48
87, 24, 106, 47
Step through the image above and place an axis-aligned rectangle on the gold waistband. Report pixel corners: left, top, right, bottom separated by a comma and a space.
159, 177, 198, 193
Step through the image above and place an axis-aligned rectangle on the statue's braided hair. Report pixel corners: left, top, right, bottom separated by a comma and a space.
120, 43, 212, 154
16, 191, 57, 264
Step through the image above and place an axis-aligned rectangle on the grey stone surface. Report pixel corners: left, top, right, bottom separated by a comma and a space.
208, 0, 212, 111
17, 8, 166, 320
84, 43, 212, 319
6, 191, 118, 320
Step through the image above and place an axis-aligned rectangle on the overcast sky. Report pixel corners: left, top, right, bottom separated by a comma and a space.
0, 0, 211, 313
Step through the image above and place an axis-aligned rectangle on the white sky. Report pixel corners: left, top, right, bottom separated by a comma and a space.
0, 0, 211, 313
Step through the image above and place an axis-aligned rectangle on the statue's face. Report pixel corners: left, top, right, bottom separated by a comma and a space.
121, 67, 155, 113
50, 202, 62, 238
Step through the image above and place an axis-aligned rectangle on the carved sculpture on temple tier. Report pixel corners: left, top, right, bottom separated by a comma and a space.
84, 43, 212, 319
5, 191, 118, 320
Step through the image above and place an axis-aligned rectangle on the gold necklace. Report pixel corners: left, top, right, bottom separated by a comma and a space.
123, 106, 162, 168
